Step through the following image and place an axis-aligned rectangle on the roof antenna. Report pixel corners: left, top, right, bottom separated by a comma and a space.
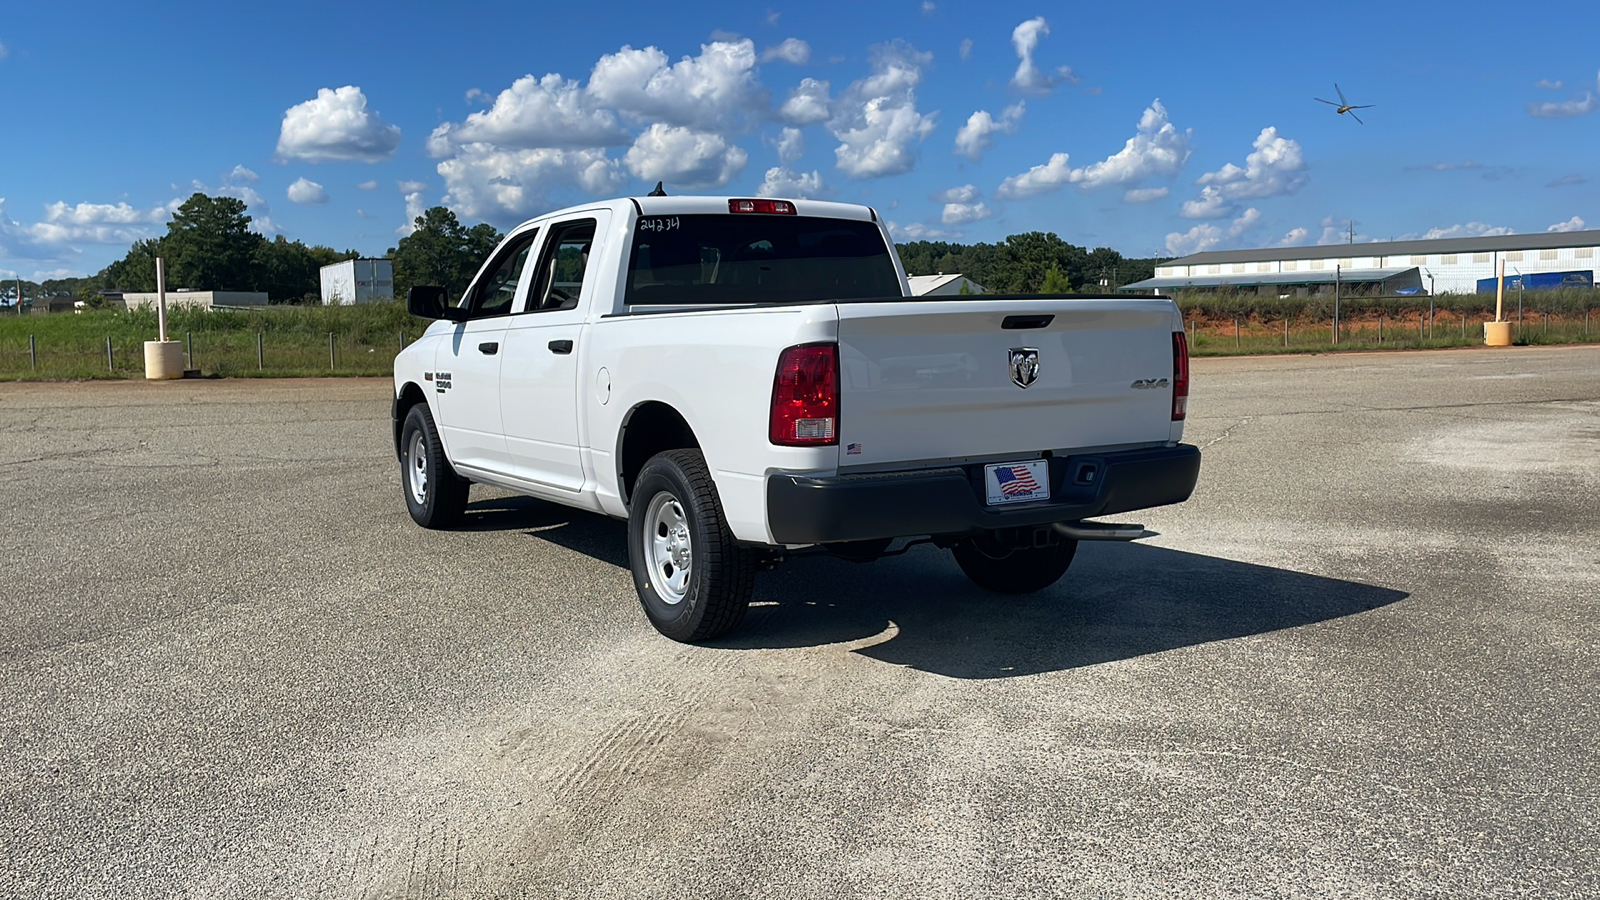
647, 181, 667, 197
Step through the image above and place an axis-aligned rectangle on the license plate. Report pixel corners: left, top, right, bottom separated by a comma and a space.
984, 459, 1051, 505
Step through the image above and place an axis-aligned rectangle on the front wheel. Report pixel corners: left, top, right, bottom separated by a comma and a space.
952, 534, 1078, 594
400, 403, 469, 529
627, 449, 756, 642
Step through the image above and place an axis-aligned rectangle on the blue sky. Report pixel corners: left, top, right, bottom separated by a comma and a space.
1, 0, 1597, 281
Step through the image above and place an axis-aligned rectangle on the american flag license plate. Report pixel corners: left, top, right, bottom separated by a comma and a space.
983, 459, 1051, 505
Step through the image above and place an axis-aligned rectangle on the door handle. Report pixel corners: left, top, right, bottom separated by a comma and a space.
478, 341, 499, 355
548, 340, 573, 354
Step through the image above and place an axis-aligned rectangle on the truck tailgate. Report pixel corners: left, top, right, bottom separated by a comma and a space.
835, 297, 1179, 469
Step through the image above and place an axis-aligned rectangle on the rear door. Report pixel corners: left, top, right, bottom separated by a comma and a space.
835, 298, 1179, 469
498, 211, 608, 491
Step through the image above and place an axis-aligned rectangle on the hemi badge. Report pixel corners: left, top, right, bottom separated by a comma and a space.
424, 372, 434, 381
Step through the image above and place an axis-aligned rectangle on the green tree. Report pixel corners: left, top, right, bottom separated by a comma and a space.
1039, 264, 1071, 294
388, 207, 504, 302
100, 238, 165, 292
163, 193, 264, 290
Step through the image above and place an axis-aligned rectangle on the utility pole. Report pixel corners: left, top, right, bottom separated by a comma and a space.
1334, 264, 1342, 344
1348, 220, 1355, 245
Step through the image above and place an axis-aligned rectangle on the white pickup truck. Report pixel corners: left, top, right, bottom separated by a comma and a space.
392, 193, 1200, 642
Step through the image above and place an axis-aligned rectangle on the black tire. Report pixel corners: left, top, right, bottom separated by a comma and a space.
399, 403, 469, 529
952, 534, 1078, 594
627, 449, 756, 642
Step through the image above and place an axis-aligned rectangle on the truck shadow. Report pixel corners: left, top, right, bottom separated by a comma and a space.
463, 497, 1407, 679
726, 543, 1407, 678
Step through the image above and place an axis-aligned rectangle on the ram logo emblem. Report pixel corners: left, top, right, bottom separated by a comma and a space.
1008, 348, 1040, 389
1130, 378, 1169, 390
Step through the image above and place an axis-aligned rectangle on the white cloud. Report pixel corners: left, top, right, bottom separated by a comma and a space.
25, 200, 174, 245
941, 201, 991, 225
587, 40, 766, 132
1536, 79, 1565, 90
1180, 126, 1307, 219
1417, 221, 1514, 240
756, 167, 824, 198
428, 74, 628, 155
953, 102, 1024, 162
356, 180, 379, 191
959, 39, 973, 61
1528, 94, 1599, 117
397, 192, 427, 237
773, 127, 805, 165
998, 100, 1191, 200
1124, 187, 1169, 203
437, 145, 623, 223
828, 42, 937, 179
922, 1, 937, 13
1547, 173, 1586, 187
779, 78, 832, 125
1316, 216, 1357, 245
1547, 216, 1586, 233
996, 152, 1072, 199
0, 43, 8, 61
933, 184, 979, 204
398, 180, 428, 193
1165, 207, 1262, 256
276, 86, 402, 163
1009, 18, 1076, 93
1179, 186, 1230, 219
762, 38, 810, 64
287, 177, 329, 204
251, 216, 281, 237
1277, 227, 1310, 246
229, 165, 260, 184
1064, 99, 1191, 189
623, 124, 748, 189
887, 221, 959, 241
1528, 70, 1600, 118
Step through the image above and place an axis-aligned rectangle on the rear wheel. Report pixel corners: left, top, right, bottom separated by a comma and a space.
952, 533, 1078, 594
400, 403, 468, 529
627, 449, 756, 642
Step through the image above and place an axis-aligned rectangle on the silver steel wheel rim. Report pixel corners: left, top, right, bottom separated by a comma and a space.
644, 491, 692, 605
407, 430, 429, 505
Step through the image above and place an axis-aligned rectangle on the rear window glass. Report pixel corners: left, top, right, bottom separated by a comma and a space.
625, 215, 900, 305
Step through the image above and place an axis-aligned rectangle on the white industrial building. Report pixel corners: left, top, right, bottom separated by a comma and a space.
319, 258, 394, 305
1120, 230, 1600, 296
121, 291, 269, 311
907, 273, 987, 295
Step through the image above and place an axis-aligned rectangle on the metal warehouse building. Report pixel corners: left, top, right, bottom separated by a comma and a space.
1120, 230, 1600, 296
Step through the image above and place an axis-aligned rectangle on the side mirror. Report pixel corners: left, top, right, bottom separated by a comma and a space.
407, 285, 466, 321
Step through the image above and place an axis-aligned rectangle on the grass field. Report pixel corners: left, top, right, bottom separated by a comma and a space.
2, 292, 1597, 379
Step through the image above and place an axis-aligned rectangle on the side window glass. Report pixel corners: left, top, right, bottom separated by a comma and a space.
527, 219, 597, 313
463, 230, 538, 317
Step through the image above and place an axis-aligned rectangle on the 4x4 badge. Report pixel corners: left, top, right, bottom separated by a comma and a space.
1009, 348, 1040, 389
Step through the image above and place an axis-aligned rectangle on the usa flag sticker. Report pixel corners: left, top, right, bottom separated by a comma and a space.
984, 459, 1052, 505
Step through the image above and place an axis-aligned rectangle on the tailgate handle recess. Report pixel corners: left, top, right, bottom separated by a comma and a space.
1002, 315, 1054, 330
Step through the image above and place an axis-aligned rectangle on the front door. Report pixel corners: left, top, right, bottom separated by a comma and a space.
432, 227, 539, 474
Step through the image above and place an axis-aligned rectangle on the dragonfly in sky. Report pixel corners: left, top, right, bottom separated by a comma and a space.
1315, 84, 1375, 124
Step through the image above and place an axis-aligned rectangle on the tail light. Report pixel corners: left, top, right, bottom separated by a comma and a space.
730, 199, 796, 215
1172, 331, 1189, 421
770, 343, 839, 445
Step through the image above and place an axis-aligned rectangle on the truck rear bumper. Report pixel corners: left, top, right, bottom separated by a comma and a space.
765, 444, 1201, 545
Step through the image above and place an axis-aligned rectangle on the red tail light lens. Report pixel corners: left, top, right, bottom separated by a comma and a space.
729, 199, 796, 215
770, 343, 839, 445
1172, 331, 1189, 421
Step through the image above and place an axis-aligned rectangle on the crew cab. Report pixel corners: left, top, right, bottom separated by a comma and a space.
393, 193, 1200, 642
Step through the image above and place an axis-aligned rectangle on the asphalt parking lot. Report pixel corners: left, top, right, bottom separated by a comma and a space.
2, 345, 1597, 899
